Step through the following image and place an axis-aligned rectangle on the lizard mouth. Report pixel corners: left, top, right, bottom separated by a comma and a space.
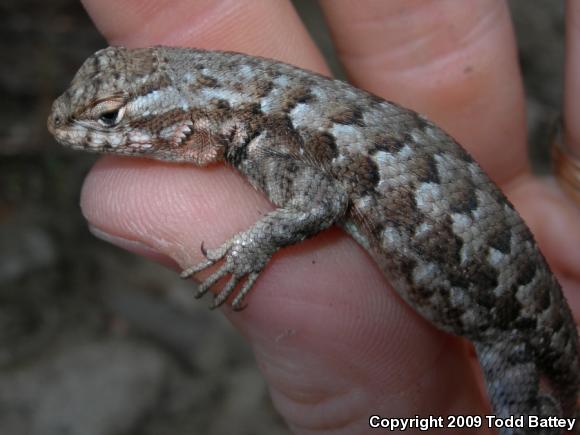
46, 120, 85, 150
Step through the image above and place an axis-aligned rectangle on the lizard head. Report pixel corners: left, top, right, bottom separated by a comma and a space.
48, 47, 158, 155
48, 46, 216, 162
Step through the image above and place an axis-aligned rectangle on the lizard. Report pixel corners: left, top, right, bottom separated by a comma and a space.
47, 46, 579, 434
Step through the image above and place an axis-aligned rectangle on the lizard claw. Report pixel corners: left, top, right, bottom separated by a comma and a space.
193, 266, 229, 299
231, 272, 259, 309
180, 241, 232, 279
209, 275, 240, 309
208, 271, 258, 310
180, 239, 265, 309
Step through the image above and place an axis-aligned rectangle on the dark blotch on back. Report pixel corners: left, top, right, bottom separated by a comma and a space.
377, 186, 422, 234
448, 260, 499, 293
414, 154, 441, 184
281, 86, 315, 112
197, 75, 219, 88
448, 185, 479, 214
301, 130, 338, 164
332, 152, 379, 197
254, 80, 274, 98
515, 257, 536, 287
226, 129, 261, 167
412, 112, 431, 130
371, 136, 405, 154
488, 226, 512, 254
494, 292, 522, 328
330, 106, 365, 127
414, 215, 463, 266
398, 256, 417, 285
238, 102, 263, 116
135, 73, 172, 97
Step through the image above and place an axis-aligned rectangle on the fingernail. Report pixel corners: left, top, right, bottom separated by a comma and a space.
88, 225, 162, 258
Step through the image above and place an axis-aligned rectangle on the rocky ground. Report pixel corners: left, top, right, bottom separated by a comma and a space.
0, 1, 565, 434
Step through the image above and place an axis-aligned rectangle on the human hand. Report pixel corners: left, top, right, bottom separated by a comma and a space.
77, 1, 579, 433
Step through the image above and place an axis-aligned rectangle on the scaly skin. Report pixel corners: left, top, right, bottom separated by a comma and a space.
48, 46, 579, 434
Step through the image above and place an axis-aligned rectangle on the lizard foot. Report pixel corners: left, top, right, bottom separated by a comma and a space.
180, 236, 274, 310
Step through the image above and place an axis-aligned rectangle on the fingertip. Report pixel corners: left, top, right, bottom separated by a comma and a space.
79, 156, 270, 268
81, 0, 327, 73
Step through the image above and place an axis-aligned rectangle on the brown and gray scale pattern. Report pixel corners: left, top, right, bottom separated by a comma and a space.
48, 47, 579, 434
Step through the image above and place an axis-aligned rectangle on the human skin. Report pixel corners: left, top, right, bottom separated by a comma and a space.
76, 1, 580, 434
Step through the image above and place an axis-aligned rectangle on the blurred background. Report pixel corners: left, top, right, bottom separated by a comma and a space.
0, 1, 565, 434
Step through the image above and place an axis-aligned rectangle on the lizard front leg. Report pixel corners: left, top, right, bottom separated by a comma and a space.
181, 161, 349, 310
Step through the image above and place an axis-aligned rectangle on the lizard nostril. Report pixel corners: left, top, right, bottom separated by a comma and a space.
47, 112, 63, 135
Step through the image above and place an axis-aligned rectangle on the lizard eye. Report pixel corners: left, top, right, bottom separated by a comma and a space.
98, 109, 123, 127
90, 98, 126, 127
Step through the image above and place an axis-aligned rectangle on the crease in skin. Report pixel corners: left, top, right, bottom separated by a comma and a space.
270, 382, 369, 432
323, 0, 506, 71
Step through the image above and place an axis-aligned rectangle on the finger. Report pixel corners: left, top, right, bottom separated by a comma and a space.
80, 0, 326, 71
77, 0, 489, 430
319, 0, 527, 185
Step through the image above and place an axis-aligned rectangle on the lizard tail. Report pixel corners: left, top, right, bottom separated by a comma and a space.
475, 338, 575, 435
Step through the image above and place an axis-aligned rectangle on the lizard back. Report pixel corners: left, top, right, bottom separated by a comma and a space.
48, 46, 580, 432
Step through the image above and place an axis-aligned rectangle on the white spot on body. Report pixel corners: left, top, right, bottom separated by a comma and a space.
88, 134, 105, 147
488, 247, 506, 268
129, 131, 152, 143
108, 133, 123, 148
238, 64, 254, 79
246, 131, 266, 154
381, 226, 404, 250
413, 261, 440, 286
273, 75, 290, 88
330, 124, 366, 153
353, 195, 373, 213
451, 213, 474, 243
132, 90, 161, 110
288, 100, 331, 132
194, 119, 211, 131
374, 145, 419, 190
290, 103, 317, 126
451, 212, 478, 264
516, 270, 542, 313
260, 87, 288, 114
159, 126, 174, 140
448, 286, 471, 308
130, 88, 189, 115
160, 121, 193, 145
414, 222, 433, 238
373, 144, 413, 165
415, 183, 446, 218
200, 88, 247, 107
